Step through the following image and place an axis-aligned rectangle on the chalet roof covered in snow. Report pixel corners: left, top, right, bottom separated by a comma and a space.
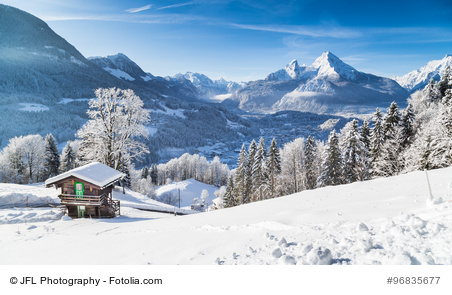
45, 162, 125, 189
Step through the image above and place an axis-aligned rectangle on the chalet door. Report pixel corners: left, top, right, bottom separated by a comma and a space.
77, 206, 86, 218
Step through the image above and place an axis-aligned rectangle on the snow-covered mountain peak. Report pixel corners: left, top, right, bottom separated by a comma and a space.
311, 51, 359, 81
284, 59, 303, 79
394, 54, 452, 92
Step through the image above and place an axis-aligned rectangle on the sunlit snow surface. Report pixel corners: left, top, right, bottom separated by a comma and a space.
1, 168, 451, 265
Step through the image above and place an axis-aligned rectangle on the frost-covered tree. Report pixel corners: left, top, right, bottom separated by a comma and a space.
372, 128, 401, 177
370, 108, 384, 174
43, 133, 60, 178
340, 120, 367, 183
317, 130, 343, 187
251, 137, 267, 202
211, 186, 226, 210
233, 144, 248, 204
280, 137, 304, 195
303, 136, 318, 190
360, 120, 371, 152
266, 138, 281, 199
0, 134, 45, 183
437, 66, 452, 98
77, 87, 150, 171
372, 103, 403, 177
246, 140, 257, 198
223, 175, 236, 208
400, 104, 416, 149
59, 141, 77, 173
383, 102, 401, 139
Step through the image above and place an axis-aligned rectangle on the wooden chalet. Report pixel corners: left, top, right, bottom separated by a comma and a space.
45, 162, 125, 218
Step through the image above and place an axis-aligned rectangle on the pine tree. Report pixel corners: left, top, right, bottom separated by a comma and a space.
370, 108, 384, 174
317, 130, 343, 187
372, 102, 402, 177
246, 140, 257, 200
360, 120, 371, 152
223, 175, 236, 208
303, 136, 318, 190
150, 164, 158, 185
233, 144, 248, 204
59, 142, 76, 172
437, 66, 451, 98
141, 167, 149, 179
383, 102, 401, 139
43, 134, 60, 178
341, 120, 366, 183
251, 137, 267, 202
400, 104, 416, 149
265, 138, 281, 198
425, 78, 441, 101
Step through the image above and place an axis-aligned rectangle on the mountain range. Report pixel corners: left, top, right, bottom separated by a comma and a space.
0, 3, 450, 164
393, 54, 452, 93
223, 52, 410, 115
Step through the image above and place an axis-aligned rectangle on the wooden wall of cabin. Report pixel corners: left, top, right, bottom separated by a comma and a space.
54, 176, 113, 197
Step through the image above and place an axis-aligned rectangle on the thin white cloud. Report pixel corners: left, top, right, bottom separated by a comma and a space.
157, 2, 196, 10
126, 4, 152, 13
231, 23, 362, 39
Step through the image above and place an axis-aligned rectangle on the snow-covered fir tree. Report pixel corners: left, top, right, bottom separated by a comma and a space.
223, 175, 236, 208
372, 103, 403, 177
302, 136, 318, 190
59, 142, 76, 173
317, 130, 343, 187
251, 137, 267, 202
266, 138, 281, 199
150, 164, 158, 185
437, 66, 451, 98
360, 120, 371, 152
246, 140, 257, 200
400, 104, 416, 149
383, 102, 401, 139
340, 120, 367, 183
233, 144, 248, 204
43, 133, 59, 178
369, 108, 384, 176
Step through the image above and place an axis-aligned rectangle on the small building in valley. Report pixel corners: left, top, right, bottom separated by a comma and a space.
45, 162, 124, 218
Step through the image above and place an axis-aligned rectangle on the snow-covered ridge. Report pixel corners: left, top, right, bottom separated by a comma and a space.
393, 54, 452, 92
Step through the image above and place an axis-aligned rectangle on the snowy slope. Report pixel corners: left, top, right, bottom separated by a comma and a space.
1, 167, 451, 265
155, 179, 219, 208
393, 54, 452, 92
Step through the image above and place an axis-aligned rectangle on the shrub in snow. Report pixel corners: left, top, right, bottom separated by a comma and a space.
305, 247, 333, 265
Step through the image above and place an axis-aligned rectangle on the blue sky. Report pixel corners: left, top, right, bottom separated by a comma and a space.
3, 0, 452, 81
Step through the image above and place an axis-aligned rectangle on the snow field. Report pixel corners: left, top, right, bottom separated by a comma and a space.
0, 167, 451, 265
